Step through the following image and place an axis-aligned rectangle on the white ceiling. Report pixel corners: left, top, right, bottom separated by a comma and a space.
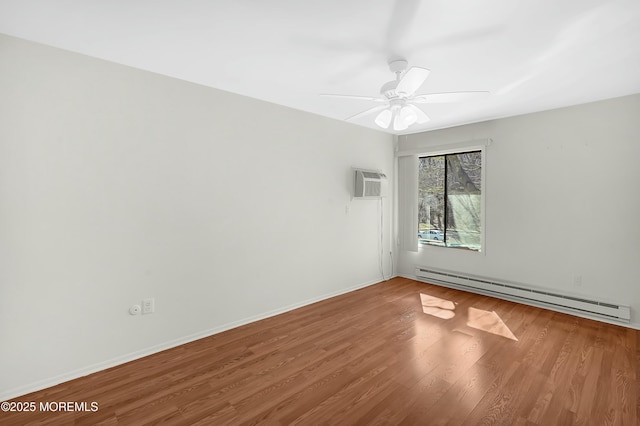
1, 0, 639, 135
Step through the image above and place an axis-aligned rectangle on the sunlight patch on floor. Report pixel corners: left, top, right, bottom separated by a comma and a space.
466, 307, 518, 341
420, 293, 456, 319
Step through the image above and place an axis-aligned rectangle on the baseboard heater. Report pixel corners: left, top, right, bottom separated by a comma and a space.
415, 266, 631, 323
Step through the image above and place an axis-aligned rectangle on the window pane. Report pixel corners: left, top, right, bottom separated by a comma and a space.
418, 150, 482, 251
418, 156, 445, 245
446, 152, 482, 250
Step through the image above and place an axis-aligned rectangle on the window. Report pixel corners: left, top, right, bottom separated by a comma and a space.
418, 150, 482, 251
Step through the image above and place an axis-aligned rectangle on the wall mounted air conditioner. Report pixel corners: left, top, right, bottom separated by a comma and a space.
353, 169, 386, 199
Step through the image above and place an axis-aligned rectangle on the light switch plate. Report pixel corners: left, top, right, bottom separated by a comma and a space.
142, 298, 155, 314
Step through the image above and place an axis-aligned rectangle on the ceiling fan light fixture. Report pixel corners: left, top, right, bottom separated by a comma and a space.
393, 111, 409, 131
374, 109, 392, 129
399, 106, 417, 126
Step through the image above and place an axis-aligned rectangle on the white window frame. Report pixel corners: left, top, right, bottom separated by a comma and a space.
397, 139, 488, 254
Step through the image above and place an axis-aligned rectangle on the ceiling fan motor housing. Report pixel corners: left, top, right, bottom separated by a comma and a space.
380, 80, 400, 99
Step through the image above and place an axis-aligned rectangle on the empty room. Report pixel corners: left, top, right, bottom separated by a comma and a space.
1, 0, 639, 425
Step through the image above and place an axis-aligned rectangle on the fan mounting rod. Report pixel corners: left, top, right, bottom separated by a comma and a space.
380, 58, 409, 98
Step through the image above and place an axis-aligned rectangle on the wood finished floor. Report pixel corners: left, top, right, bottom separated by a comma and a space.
2, 277, 639, 425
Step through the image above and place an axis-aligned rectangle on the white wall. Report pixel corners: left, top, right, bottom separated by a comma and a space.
397, 94, 640, 327
0, 34, 394, 399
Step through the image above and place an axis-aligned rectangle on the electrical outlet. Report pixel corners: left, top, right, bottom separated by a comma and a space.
142, 298, 155, 314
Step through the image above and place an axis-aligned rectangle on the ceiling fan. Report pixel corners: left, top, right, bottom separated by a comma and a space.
321, 58, 488, 132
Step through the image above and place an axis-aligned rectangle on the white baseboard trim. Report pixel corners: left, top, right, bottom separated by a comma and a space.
1, 277, 384, 401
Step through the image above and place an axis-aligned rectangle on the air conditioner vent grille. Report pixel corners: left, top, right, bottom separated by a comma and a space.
362, 171, 382, 179
364, 181, 381, 197
353, 168, 385, 198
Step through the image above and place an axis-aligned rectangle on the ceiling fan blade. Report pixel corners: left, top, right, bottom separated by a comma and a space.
412, 91, 489, 103
396, 67, 430, 97
321, 94, 385, 102
347, 105, 389, 121
407, 104, 430, 123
